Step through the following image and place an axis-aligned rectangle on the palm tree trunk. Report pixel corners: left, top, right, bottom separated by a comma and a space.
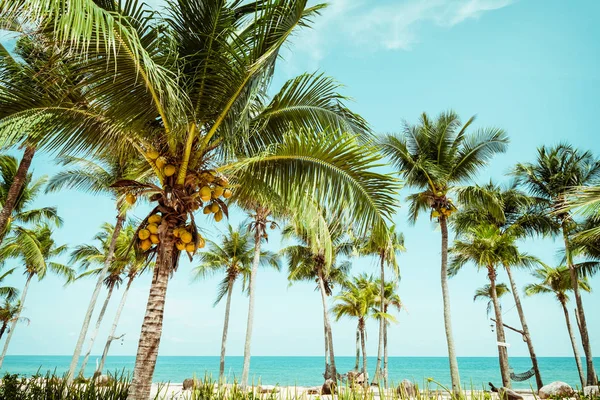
241, 221, 263, 388
562, 223, 597, 385
504, 264, 543, 390
488, 267, 511, 388
68, 213, 125, 383
374, 251, 385, 383
96, 276, 133, 376
219, 277, 235, 382
317, 267, 337, 381
0, 145, 36, 244
439, 217, 461, 393
561, 299, 586, 387
355, 325, 360, 371
324, 307, 331, 376
360, 319, 368, 387
0, 321, 7, 340
127, 230, 175, 400
383, 312, 389, 388
79, 284, 115, 376
0, 274, 32, 369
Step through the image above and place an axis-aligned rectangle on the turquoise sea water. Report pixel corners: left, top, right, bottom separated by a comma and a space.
1, 356, 595, 389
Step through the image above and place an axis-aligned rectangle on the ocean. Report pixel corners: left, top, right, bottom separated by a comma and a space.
0, 356, 594, 389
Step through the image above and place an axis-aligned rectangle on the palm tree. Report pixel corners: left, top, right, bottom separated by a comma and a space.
450, 224, 540, 388
283, 215, 353, 381
514, 144, 600, 385
378, 111, 509, 393
192, 224, 279, 381
96, 223, 149, 376
473, 283, 511, 319
331, 274, 377, 384
0, 224, 73, 368
1, 2, 398, 397
46, 155, 144, 379
525, 266, 591, 387
453, 181, 555, 390
375, 278, 402, 387
0, 299, 29, 340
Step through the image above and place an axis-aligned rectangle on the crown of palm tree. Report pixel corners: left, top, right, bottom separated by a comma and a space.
331, 274, 378, 323
473, 282, 510, 318
0, 299, 29, 326
524, 265, 591, 304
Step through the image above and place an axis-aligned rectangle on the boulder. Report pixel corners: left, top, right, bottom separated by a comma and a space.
345, 371, 365, 385
539, 382, 574, 399
584, 386, 599, 397
95, 375, 112, 386
397, 379, 417, 397
322, 379, 336, 395
183, 378, 198, 391
498, 387, 524, 400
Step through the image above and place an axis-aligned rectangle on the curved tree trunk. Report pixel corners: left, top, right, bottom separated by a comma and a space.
562, 224, 597, 385
354, 325, 360, 371
0, 274, 32, 369
96, 276, 133, 376
79, 284, 115, 376
241, 220, 263, 388
488, 266, 511, 388
561, 300, 586, 387
127, 231, 175, 400
317, 267, 337, 380
439, 217, 461, 393
68, 213, 125, 383
219, 277, 235, 382
505, 264, 543, 390
374, 251, 385, 383
0, 322, 7, 340
383, 311, 389, 388
0, 145, 36, 244
360, 319, 368, 387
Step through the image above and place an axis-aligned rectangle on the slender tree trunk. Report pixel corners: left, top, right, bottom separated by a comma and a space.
317, 267, 337, 380
127, 230, 175, 400
354, 325, 360, 371
374, 251, 385, 383
323, 300, 331, 377
68, 213, 125, 383
561, 300, 586, 387
0, 146, 36, 244
241, 220, 263, 388
505, 264, 543, 390
0, 274, 32, 369
383, 312, 389, 388
562, 224, 597, 385
219, 277, 235, 382
96, 276, 133, 376
0, 322, 7, 340
488, 267, 511, 388
360, 319, 368, 387
439, 217, 461, 393
79, 284, 115, 376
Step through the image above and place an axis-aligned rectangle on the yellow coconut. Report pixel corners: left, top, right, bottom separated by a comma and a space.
175, 240, 186, 251
138, 229, 150, 240
212, 186, 224, 198
203, 206, 211, 215
199, 186, 211, 201
432, 210, 440, 218
147, 150, 160, 160
223, 189, 232, 199
180, 231, 193, 244
150, 234, 160, 244
147, 223, 159, 234
185, 243, 196, 253
214, 210, 223, 222
148, 214, 162, 224
210, 203, 220, 213
173, 228, 181, 238
197, 237, 206, 249
140, 239, 152, 251
163, 164, 177, 177
126, 193, 137, 205
155, 156, 167, 169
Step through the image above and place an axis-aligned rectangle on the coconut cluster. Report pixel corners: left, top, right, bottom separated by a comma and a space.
173, 226, 206, 253
137, 213, 164, 251
199, 178, 232, 223
431, 206, 456, 219
136, 213, 207, 253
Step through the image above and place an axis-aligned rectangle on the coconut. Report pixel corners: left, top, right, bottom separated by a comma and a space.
173, 228, 181, 238
150, 234, 160, 244
126, 193, 137, 205
155, 156, 167, 169
223, 189, 232, 199
175, 241, 186, 251
163, 164, 177, 177
210, 203, 220, 213
212, 186, 224, 198
180, 231, 193, 244
148, 214, 162, 224
197, 237, 206, 249
147, 223, 159, 234
138, 229, 150, 240
432, 210, 440, 218
147, 150, 160, 160
215, 210, 223, 222
140, 239, 152, 251
185, 243, 196, 253
199, 186, 211, 201
203, 206, 211, 215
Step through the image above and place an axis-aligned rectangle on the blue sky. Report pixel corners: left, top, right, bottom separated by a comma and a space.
1, 0, 599, 361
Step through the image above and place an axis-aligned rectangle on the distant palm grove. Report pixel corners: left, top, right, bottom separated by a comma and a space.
0, 1, 598, 400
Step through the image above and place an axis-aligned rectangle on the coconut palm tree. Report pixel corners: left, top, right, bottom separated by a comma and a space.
374, 278, 402, 387
378, 111, 508, 393
0, 299, 29, 340
473, 283, 511, 319
355, 226, 404, 385
46, 155, 145, 379
1, 2, 397, 397
525, 265, 591, 387
192, 224, 279, 381
331, 274, 378, 384
514, 144, 600, 385
283, 215, 353, 381
450, 224, 540, 388
0, 223, 73, 368
453, 181, 555, 390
